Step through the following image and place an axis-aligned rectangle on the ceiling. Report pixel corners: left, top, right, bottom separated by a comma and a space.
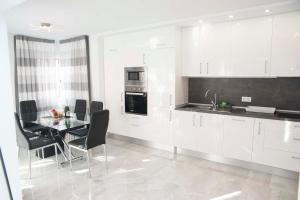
2, 0, 299, 39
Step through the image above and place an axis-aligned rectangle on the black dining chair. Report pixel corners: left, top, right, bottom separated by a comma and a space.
74, 99, 87, 121
68, 110, 109, 178
19, 100, 48, 133
14, 112, 59, 179
68, 101, 103, 138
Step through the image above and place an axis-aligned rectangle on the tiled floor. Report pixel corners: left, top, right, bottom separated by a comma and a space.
19, 137, 298, 200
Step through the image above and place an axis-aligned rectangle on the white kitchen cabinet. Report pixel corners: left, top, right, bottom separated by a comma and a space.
181, 26, 208, 76
146, 48, 175, 145
252, 119, 266, 164
173, 111, 200, 151
197, 113, 223, 154
230, 17, 272, 76
173, 111, 223, 154
205, 22, 232, 76
271, 12, 300, 77
223, 116, 255, 162
104, 43, 128, 136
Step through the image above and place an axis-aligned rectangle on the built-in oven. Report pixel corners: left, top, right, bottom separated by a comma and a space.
124, 67, 147, 115
125, 92, 147, 115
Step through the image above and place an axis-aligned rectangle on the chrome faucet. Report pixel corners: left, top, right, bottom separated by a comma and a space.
204, 89, 218, 110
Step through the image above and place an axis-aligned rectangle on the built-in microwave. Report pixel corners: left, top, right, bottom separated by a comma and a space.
125, 67, 146, 86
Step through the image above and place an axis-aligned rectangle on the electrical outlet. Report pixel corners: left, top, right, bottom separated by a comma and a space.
241, 96, 252, 103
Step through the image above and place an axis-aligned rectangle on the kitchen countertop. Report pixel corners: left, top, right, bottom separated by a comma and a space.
175, 104, 300, 123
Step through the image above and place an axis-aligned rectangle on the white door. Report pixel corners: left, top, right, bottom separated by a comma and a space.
146, 48, 174, 145
271, 12, 300, 77
223, 116, 255, 161
182, 26, 208, 76
230, 17, 272, 76
197, 113, 223, 154
205, 22, 232, 76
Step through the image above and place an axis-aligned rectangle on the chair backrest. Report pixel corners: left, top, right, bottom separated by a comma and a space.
74, 99, 87, 120
20, 100, 38, 121
86, 110, 109, 150
14, 112, 30, 150
90, 101, 103, 116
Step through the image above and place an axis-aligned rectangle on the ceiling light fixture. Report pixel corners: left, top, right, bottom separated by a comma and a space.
40, 22, 52, 32
228, 15, 234, 19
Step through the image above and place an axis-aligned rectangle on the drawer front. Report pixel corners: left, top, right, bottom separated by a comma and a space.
263, 148, 300, 171
264, 120, 300, 153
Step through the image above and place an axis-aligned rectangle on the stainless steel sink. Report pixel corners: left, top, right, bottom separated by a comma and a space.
179, 104, 232, 113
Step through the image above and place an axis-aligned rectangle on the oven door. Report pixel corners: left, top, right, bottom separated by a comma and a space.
125, 92, 147, 115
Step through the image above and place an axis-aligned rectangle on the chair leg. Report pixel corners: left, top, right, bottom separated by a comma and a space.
42, 148, 45, 159
69, 147, 72, 171
104, 144, 108, 166
54, 144, 58, 168
28, 150, 31, 179
87, 150, 91, 178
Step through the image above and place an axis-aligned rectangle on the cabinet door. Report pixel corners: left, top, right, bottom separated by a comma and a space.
223, 116, 255, 161
198, 113, 223, 154
104, 47, 127, 136
146, 48, 175, 145
173, 111, 199, 151
182, 26, 208, 76
252, 119, 266, 164
205, 22, 232, 76
231, 17, 272, 76
271, 12, 300, 77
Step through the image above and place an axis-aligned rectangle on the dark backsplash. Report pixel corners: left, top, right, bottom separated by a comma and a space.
189, 78, 300, 111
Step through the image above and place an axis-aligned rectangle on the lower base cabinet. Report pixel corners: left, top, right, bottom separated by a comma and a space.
222, 116, 255, 162
173, 110, 223, 155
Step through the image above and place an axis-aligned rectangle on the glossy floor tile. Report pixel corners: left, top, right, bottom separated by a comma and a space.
19, 137, 298, 200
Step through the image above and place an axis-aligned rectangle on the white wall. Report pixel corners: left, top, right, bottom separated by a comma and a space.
89, 35, 105, 103
0, 14, 21, 200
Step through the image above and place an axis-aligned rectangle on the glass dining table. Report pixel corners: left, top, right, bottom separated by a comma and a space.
21, 112, 90, 165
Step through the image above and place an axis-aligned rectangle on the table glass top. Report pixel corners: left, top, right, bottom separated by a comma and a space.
21, 112, 90, 131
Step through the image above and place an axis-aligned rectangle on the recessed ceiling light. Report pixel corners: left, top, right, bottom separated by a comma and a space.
228, 15, 234, 19
198, 19, 203, 24
265, 9, 271, 13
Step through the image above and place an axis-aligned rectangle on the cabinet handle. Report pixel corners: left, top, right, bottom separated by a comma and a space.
200, 63, 202, 74
206, 63, 209, 74
121, 93, 123, 102
199, 115, 203, 127
264, 60, 268, 74
121, 106, 123, 115
293, 138, 300, 141
232, 118, 245, 122
169, 94, 172, 106
291, 156, 300, 160
258, 122, 261, 135
193, 114, 196, 126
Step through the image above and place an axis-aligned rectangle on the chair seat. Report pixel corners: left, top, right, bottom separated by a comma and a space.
24, 131, 39, 139
68, 138, 87, 150
24, 124, 48, 133
29, 137, 56, 150
69, 128, 88, 137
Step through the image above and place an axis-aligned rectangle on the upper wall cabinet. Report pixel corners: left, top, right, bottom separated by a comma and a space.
231, 17, 272, 77
271, 12, 300, 77
182, 26, 208, 76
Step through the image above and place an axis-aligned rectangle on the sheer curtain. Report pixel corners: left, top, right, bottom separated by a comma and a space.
14, 35, 58, 112
59, 36, 90, 111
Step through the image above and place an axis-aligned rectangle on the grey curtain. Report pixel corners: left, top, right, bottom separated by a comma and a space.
14, 35, 58, 112
59, 36, 91, 111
